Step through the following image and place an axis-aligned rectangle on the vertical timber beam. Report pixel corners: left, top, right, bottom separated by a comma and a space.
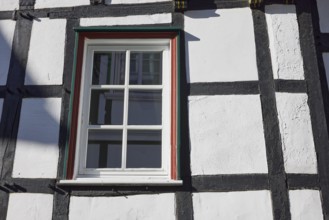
175, 30, 194, 220
52, 18, 80, 220
296, 0, 329, 219
252, 8, 291, 220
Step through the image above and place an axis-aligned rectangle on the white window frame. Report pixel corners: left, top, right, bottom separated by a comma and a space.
67, 38, 177, 184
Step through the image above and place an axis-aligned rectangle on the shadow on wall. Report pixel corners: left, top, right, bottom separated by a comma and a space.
265, 4, 296, 15
0, 18, 65, 169
0, 28, 11, 85
184, 9, 220, 19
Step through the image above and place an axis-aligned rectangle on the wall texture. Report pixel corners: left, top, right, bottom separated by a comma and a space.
0, 0, 329, 219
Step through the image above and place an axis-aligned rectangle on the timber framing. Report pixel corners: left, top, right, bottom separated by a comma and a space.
0, 1, 328, 220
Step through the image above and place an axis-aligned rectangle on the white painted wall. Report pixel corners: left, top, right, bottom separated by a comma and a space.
189, 95, 268, 175
265, 5, 304, 80
0, 20, 16, 85
6, 193, 53, 220
316, 0, 329, 33
12, 98, 61, 178
193, 191, 273, 220
184, 8, 258, 83
276, 93, 317, 173
35, 0, 90, 9
25, 19, 66, 85
289, 190, 323, 220
80, 13, 172, 26
323, 53, 329, 88
0, 0, 19, 11
69, 194, 175, 220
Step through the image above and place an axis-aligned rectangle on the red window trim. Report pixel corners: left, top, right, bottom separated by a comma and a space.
66, 31, 178, 180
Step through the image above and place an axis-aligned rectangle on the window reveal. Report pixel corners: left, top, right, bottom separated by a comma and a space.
64, 31, 180, 183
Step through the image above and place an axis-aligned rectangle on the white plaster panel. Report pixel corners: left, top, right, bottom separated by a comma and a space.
265, 5, 304, 80
25, 19, 66, 85
80, 13, 172, 26
69, 194, 175, 220
276, 93, 317, 173
184, 8, 258, 83
193, 191, 273, 220
7, 193, 53, 220
0, 0, 19, 11
323, 53, 329, 88
35, 0, 89, 9
12, 98, 61, 178
189, 95, 268, 175
0, 20, 16, 85
289, 190, 323, 220
317, 0, 329, 33
106, 0, 170, 4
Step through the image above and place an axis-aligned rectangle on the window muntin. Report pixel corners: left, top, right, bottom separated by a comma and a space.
74, 39, 172, 179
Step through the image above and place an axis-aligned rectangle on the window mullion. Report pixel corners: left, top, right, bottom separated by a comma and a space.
138, 53, 143, 84
121, 50, 130, 169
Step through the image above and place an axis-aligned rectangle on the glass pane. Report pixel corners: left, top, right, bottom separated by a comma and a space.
89, 90, 124, 125
86, 130, 122, 168
126, 130, 161, 168
129, 52, 162, 85
92, 52, 126, 85
128, 90, 162, 125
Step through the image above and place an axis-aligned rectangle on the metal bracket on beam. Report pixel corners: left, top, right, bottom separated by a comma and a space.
249, 0, 263, 8
175, 0, 188, 11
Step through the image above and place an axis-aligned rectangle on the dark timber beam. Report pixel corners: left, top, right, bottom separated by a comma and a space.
252, 8, 291, 220
296, 0, 329, 219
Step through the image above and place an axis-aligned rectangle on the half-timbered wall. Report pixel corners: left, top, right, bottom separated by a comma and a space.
0, 0, 329, 219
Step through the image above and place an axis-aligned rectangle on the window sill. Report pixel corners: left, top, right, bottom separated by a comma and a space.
58, 179, 183, 186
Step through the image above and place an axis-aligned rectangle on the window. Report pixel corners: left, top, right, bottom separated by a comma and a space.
62, 30, 181, 185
